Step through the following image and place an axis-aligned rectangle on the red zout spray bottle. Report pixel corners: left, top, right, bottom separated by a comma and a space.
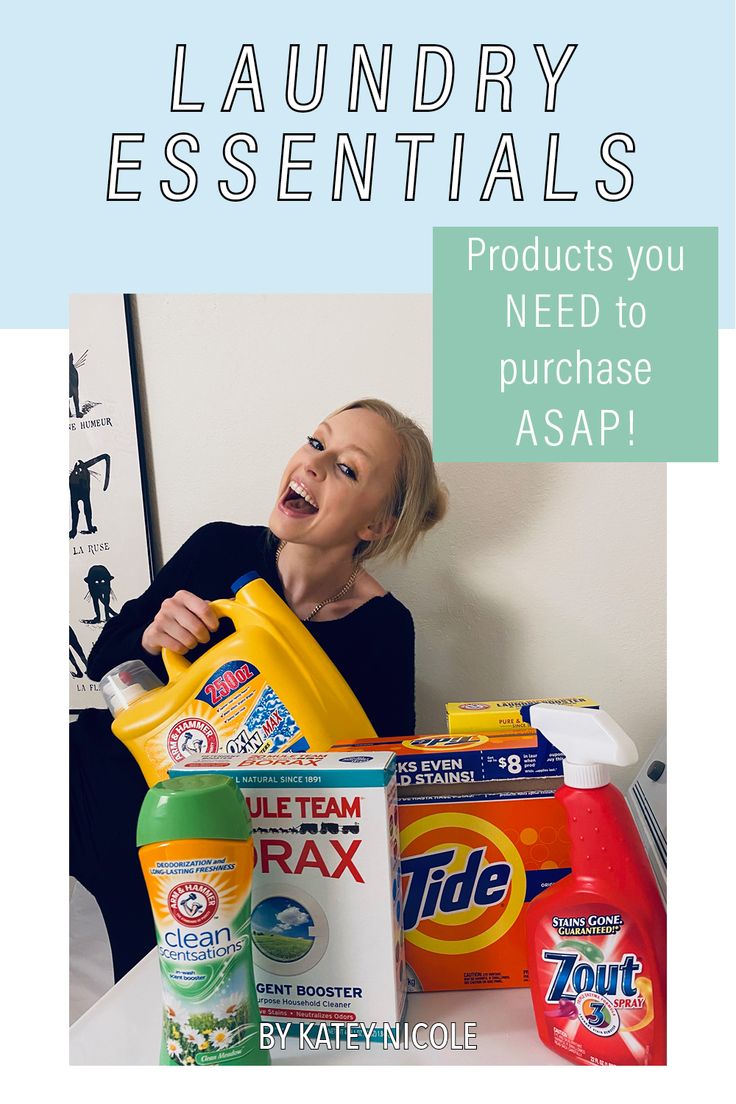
521, 704, 666, 1066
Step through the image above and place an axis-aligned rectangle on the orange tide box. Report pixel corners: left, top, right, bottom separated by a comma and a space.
334, 733, 572, 993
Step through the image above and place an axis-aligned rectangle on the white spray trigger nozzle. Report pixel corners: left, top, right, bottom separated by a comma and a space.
528, 704, 638, 789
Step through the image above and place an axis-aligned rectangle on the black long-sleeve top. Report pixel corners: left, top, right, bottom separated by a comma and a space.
86, 522, 416, 737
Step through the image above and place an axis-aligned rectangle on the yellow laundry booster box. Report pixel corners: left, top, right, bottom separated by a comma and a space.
446, 697, 598, 736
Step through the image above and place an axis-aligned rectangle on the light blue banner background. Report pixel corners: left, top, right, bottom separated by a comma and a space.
2, 0, 733, 326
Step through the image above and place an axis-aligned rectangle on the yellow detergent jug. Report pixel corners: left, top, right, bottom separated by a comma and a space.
100, 572, 377, 785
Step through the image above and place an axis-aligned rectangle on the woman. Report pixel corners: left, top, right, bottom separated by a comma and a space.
71, 398, 447, 979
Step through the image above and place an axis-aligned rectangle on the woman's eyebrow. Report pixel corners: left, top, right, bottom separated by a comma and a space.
320, 420, 372, 459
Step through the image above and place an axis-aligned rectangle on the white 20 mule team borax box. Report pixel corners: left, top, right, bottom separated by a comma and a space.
171, 752, 405, 1037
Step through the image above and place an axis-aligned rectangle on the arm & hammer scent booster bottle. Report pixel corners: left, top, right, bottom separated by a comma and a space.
101, 572, 377, 786
137, 774, 270, 1066
521, 704, 666, 1067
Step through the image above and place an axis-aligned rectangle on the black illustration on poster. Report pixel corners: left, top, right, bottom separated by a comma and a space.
69, 626, 88, 678
69, 350, 100, 419
81, 563, 118, 624
70, 296, 155, 713
69, 454, 111, 539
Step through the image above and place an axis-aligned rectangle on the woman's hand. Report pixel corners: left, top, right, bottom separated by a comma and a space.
141, 591, 219, 656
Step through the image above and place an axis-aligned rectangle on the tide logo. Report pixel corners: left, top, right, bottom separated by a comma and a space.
400, 812, 526, 955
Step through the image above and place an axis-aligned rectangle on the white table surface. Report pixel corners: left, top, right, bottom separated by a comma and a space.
69, 949, 566, 1066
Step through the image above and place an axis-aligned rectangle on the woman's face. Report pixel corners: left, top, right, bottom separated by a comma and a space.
269, 408, 401, 554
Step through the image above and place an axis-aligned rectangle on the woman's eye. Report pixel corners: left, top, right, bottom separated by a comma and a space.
307, 435, 323, 451
338, 463, 357, 481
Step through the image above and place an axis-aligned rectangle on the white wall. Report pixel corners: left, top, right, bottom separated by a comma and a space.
132, 294, 665, 786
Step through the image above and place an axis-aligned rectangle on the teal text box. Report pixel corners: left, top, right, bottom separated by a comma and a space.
433, 227, 717, 461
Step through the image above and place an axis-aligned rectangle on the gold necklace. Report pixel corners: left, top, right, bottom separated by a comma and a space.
275, 540, 362, 622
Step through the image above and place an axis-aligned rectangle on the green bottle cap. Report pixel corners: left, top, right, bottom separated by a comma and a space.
136, 774, 251, 847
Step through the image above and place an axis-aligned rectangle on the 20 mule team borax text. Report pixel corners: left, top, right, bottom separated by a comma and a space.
107, 43, 635, 203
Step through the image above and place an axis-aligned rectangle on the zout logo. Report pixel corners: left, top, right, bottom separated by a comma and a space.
543, 951, 642, 1003
400, 812, 525, 955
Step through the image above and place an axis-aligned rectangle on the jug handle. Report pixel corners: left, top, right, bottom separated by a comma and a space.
160, 597, 244, 682
160, 648, 191, 680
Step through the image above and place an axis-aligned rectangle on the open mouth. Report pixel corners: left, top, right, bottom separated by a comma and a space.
279, 479, 319, 517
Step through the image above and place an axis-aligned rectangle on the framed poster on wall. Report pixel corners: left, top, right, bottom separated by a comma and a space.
69, 294, 154, 710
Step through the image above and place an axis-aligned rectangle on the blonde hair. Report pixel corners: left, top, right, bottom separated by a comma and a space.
329, 398, 448, 563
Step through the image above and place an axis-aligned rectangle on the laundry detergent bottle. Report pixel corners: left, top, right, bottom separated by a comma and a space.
101, 572, 377, 785
137, 773, 270, 1066
521, 704, 666, 1067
